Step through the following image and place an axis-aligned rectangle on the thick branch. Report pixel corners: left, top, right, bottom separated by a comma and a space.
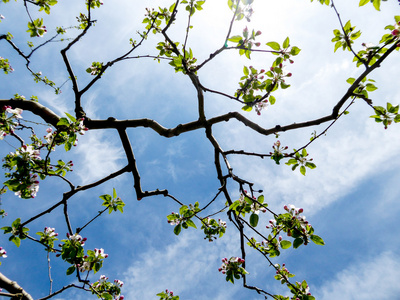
0, 99, 61, 126
0, 273, 34, 300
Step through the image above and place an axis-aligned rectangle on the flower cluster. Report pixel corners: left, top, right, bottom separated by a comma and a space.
79, 248, 109, 273
16, 145, 41, 161
255, 99, 268, 115
0, 247, 7, 258
166, 202, 199, 235
36, 227, 59, 250
283, 204, 309, 233
266, 218, 282, 230
167, 212, 181, 226
270, 140, 289, 165
16, 174, 39, 198
268, 64, 292, 89
67, 233, 87, 245
218, 257, 245, 274
229, 191, 266, 219
27, 18, 47, 37
250, 200, 267, 214
0, 246, 6, 266
274, 264, 313, 300
0, 105, 23, 139
86, 62, 104, 76
91, 275, 125, 300
218, 257, 248, 283
274, 263, 295, 284
157, 289, 179, 300
391, 21, 400, 37
3, 145, 43, 199
52, 114, 89, 151
0, 56, 14, 74
201, 217, 227, 242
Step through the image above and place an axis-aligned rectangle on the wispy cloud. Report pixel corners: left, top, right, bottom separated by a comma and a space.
315, 251, 400, 300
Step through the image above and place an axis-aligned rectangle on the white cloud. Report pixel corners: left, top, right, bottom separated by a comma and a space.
122, 232, 241, 299
316, 252, 400, 300
73, 130, 125, 183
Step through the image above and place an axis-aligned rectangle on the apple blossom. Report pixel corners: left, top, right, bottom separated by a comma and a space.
0, 247, 7, 258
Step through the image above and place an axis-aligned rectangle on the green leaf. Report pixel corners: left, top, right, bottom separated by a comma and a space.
242, 105, 252, 112
243, 66, 249, 76
282, 37, 290, 49
300, 165, 306, 176
334, 41, 342, 52
280, 240, 291, 249
266, 41, 280, 51
174, 224, 182, 235
229, 200, 240, 211
186, 219, 197, 229
66, 265, 76, 275
346, 77, 356, 84
65, 112, 76, 122
365, 83, 377, 92
373, 0, 380, 11
10, 236, 21, 247
293, 238, 303, 249
290, 46, 301, 56
250, 213, 259, 227
57, 117, 69, 126
228, 35, 242, 43
310, 234, 325, 245
359, 0, 369, 7
305, 162, 316, 169
269, 95, 276, 105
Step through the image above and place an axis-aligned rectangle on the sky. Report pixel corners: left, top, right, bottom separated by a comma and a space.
1, 0, 400, 300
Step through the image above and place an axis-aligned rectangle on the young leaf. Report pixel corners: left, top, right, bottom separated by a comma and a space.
66, 265, 76, 275
300, 165, 306, 176
250, 213, 259, 227
186, 219, 197, 229
293, 238, 303, 249
280, 240, 291, 249
282, 37, 290, 49
174, 224, 182, 235
266, 41, 280, 51
310, 234, 325, 245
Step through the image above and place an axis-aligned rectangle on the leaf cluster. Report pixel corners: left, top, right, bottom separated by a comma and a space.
99, 188, 125, 214
285, 148, 316, 176
370, 102, 400, 129
167, 202, 200, 235
1, 218, 29, 247
332, 20, 361, 52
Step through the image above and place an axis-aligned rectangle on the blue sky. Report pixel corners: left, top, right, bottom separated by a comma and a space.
1, 0, 400, 299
